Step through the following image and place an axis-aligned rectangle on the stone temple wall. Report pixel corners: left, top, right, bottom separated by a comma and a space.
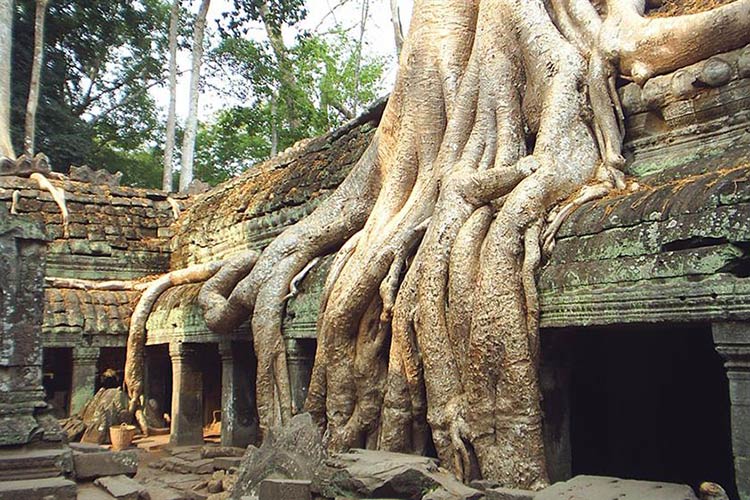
0, 177, 185, 343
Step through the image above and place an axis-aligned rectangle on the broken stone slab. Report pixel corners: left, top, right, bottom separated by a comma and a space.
0, 447, 74, 481
484, 487, 535, 500
71, 442, 110, 453
213, 457, 242, 471
74, 449, 139, 480
535, 476, 699, 500
0, 476, 76, 500
201, 446, 246, 459
94, 474, 148, 500
316, 449, 482, 500
231, 413, 326, 499
259, 479, 312, 500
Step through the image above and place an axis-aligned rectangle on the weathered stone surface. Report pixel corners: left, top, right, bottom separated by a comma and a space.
0, 476, 76, 500
69, 165, 123, 186
316, 449, 482, 500
73, 449, 139, 479
535, 476, 698, 500
0, 447, 74, 481
698, 57, 732, 87
79, 388, 132, 444
259, 479, 311, 500
70, 442, 110, 453
94, 474, 148, 500
213, 457, 242, 471
231, 413, 325, 499
484, 487, 535, 500
201, 446, 246, 459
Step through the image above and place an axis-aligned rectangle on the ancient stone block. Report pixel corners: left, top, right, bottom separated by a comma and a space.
259, 479, 312, 500
73, 450, 139, 480
213, 456, 242, 471
94, 474, 148, 500
0, 476, 76, 500
485, 487, 536, 500
534, 476, 698, 500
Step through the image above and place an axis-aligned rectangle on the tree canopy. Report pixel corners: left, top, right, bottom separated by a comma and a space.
9, 0, 388, 189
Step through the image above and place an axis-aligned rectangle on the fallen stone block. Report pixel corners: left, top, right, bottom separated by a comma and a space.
535, 476, 699, 500
0, 476, 76, 500
70, 442, 109, 453
74, 449, 139, 480
232, 414, 325, 499
316, 449, 482, 500
146, 486, 194, 500
259, 479, 312, 500
201, 446, 246, 459
186, 458, 215, 474
213, 457, 242, 471
94, 474, 148, 500
485, 486, 536, 500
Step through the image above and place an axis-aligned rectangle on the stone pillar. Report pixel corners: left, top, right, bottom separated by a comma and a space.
712, 322, 750, 500
70, 346, 99, 416
169, 342, 204, 446
0, 208, 50, 445
286, 338, 314, 413
219, 340, 257, 447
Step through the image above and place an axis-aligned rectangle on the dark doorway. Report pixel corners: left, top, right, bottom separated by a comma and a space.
97, 347, 126, 390
196, 343, 222, 429
146, 344, 172, 418
563, 324, 736, 499
42, 347, 72, 418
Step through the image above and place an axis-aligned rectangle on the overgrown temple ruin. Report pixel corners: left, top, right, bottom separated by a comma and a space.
1, 2, 750, 500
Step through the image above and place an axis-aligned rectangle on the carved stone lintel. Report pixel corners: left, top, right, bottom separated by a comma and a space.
712, 322, 750, 500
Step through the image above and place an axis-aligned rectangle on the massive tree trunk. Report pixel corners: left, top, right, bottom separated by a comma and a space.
163, 0, 180, 192
128, 0, 750, 489
179, 0, 210, 192
23, 0, 48, 157
0, 0, 13, 160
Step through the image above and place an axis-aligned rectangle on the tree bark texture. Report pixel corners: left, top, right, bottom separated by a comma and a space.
128, 0, 750, 489
23, 0, 48, 157
179, 0, 210, 192
0, 0, 13, 159
163, 0, 180, 192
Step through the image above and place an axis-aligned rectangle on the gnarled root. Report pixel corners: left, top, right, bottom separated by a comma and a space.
124, 260, 226, 422
30, 172, 69, 237
198, 0, 745, 489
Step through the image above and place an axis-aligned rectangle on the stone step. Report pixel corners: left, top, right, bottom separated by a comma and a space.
0, 446, 73, 480
0, 476, 77, 500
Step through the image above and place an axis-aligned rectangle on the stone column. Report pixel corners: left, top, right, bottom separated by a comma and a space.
0, 208, 50, 445
70, 346, 99, 416
219, 340, 257, 447
286, 338, 314, 413
169, 342, 204, 446
712, 322, 750, 500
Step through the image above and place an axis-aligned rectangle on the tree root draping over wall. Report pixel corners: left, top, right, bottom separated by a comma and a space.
125, 0, 750, 489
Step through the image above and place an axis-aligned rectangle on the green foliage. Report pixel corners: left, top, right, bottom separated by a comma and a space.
11, 0, 170, 183
198, 27, 386, 176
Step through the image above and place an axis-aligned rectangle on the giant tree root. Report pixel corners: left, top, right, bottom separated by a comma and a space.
126, 0, 750, 488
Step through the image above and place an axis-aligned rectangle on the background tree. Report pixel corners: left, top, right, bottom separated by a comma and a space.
178, 0, 210, 191
10, 0, 170, 182
0, 0, 14, 160
163, 0, 180, 192
22, 0, 48, 157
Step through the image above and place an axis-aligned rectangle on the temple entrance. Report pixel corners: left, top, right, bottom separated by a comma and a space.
97, 347, 126, 390
42, 347, 72, 418
146, 344, 173, 421
558, 324, 736, 498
